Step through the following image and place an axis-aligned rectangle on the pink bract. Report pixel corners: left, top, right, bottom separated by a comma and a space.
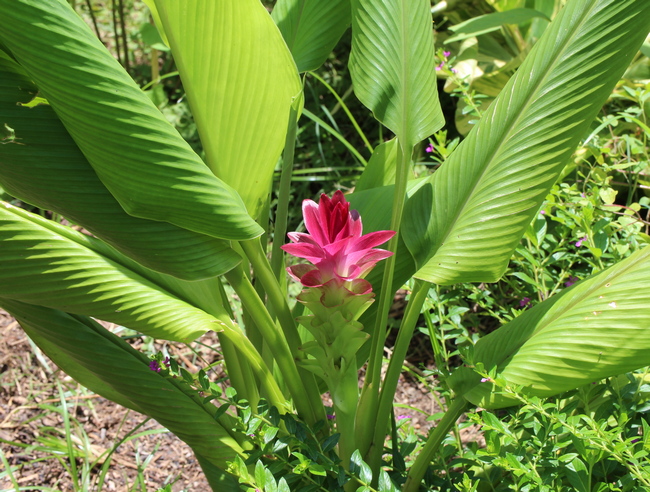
282, 191, 395, 287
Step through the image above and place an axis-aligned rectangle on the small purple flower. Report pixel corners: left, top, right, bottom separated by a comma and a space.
565, 276, 579, 287
519, 297, 531, 308
575, 237, 586, 247
581, 193, 586, 198
327, 414, 335, 420
149, 360, 161, 372
397, 414, 411, 420
480, 377, 492, 383
435, 62, 444, 71
631, 438, 641, 444
451, 68, 458, 74
443, 51, 451, 58
425, 143, 434, 153
163, 356, 171, 367
540, 210, 545, 215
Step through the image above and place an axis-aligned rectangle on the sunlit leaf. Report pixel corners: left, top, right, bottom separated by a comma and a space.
154, 0, 302, 219
448, 246, 650, 409
272, 0, 351, 72
0, 203, 228, 342
349, 0, 444, 148
1, 298, 246, 469
0, 0, 262, 240
0, 54, 240, 280
403, 0, 650, 284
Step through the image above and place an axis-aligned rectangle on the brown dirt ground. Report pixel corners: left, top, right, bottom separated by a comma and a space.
0, 308, 481, 491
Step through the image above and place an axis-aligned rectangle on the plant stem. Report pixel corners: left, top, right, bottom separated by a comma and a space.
403, 397, 469, 492
270, 102, 299, 281
308, 72, 374, 154
117, 0, 129, 73
218, 334, 260, 411
111, 0, 122, 66
357, 140, 412, 455
241, 240, 327, 424
225, 266, 321, 426
302, 109, 369, 166
84, 0, 102, 43
365, 279, 430, 476
217, 316, 287, 413
330, 364, 360, 490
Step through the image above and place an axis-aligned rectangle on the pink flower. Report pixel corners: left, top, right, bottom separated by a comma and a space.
564, 276, 579, 287
149, 360, 161, 372
519, 297, 531, 308
575, 237, 586, 247
425, 143, 434, 153
443, 51, 451, 58
282, 191, 395, 287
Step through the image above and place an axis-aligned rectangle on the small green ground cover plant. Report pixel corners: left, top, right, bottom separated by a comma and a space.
1, 0, 650, 491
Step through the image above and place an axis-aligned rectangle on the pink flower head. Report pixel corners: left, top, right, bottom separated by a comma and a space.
575, 237, 586, 248
425, 143, 435, 153
519, 297, 531, 308
443, 51, 451, 58
282, 191, 395, 287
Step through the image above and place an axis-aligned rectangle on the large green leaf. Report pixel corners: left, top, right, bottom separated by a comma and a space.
354, 138, 400, 192
272, 0, 351, 72
403, 0, 650, 284
0, 203, 229, 342
349, 0, 444, 148
0, 298, 246, 470
0, 0, 262, 241
0, 52, 239, 281
448, 246, 650, 409
153, 0, 302, 219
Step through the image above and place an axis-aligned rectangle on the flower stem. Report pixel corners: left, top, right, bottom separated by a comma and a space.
357, 140, 412, 455
330, 364, 360, 487
365, 279, 430, 476
403, 397, 469, 492
241, 239, 327, 424
225, 265, 322, 426
270, 102, 300, 281
217, 316, 287, 413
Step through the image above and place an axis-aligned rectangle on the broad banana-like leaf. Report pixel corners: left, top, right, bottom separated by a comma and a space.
272, 0, 351, 73
154, 0, 302, 219
403, 0, 650, 284
0, 298, 246, 470
354, 138, 400, 192
349, 0, 444, 148
0, 203, 228, 342
448, 246, 650, 409
0, 0, 262, 241
0, 52, 240, 281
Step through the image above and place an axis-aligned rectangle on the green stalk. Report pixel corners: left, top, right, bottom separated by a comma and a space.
365, 279, 430, 475
356, 140, 412, 454
217, 316, 287, 412
218, 334, 260, 410
302, 108, 369, 166
225, 265, 321, 426
331, 364, 360, 491
271, 103, 299, 281
241, 239, 327, 424
403, 398, 469, 492
308, 72, 374, 154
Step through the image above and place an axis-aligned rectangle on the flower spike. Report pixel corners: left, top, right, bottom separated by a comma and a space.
282, 190, 395, 287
